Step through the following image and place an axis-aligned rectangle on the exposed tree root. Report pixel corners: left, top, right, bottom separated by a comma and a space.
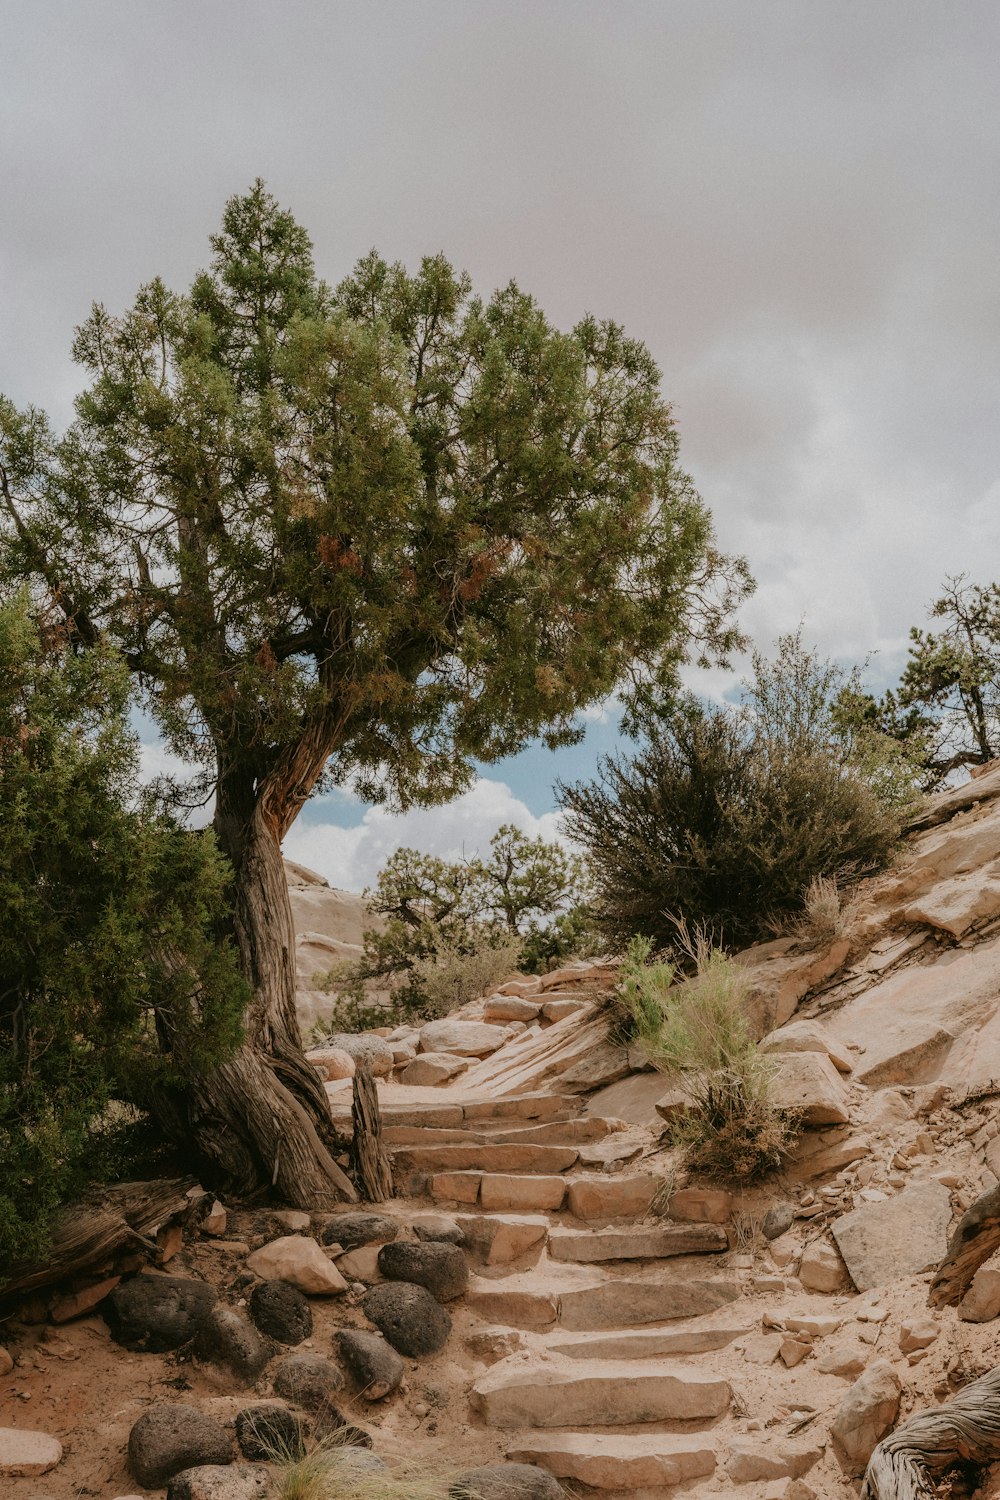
351, 1066, 393, 1203
862, 1366, 1000, 1499
930, 1182, 1000, 1307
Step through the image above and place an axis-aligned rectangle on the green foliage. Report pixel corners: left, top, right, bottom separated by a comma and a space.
840, 575, 1000, 788
616, 940, 794, 1180
561, 632, 910, 950
0, 595, 245, 1272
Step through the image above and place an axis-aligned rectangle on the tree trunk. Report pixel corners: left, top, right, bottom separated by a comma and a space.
154, 764, 357, 1209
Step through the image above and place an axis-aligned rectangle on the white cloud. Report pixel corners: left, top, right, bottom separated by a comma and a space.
283, 777, 567, 893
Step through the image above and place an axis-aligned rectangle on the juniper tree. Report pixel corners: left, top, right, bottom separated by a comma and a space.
0, 182, 749, 1205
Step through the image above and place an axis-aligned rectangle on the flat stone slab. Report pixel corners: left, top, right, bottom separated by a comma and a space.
392, 1144, 579, 1174
547, 1324, 750, 1360
472, 1357, 730, 1428
0, 1428, 63, 1476
831, 1179, 953, 1292
556, 1278, 740, 1330
457, 1214, 550, 1265
565, 1174, 659, 1220
508, 1432, 717, 1489
467, 1280, 558, 1327
548, 1225, 728, 1262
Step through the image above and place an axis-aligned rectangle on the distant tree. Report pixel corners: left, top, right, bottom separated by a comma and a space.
0, 181, 749, 1205
473, 824, 588, 936
0, 594, 244, 1269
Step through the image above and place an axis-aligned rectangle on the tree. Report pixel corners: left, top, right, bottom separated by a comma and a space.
473, 823, 587, 936
0, 593, 245, 1268
0, 181, 749, 1206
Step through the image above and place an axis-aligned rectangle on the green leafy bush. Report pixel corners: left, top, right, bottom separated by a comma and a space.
560, 633, 912, 950
0, 597, 246, 1272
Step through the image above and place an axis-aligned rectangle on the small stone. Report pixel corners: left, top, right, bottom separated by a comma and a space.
797, 1239, 847, 1293
246, 1236, 348, 1295
363, 1281, 451, 1356
128, 1403, 232, 1488
49, 1274, 121, 1323
450, 1462, 566, 1499
0, 1427, 62, 1476
202, 1202, 228, 1237
0, 1349, 12, 1377
743, 1333, 783, 1364
166, 1466, 270, 1500
830, 1360, 901, 1475
248, 1280, 312, 1345
958, 1254, 1000, 1321
158, 1223, 184, 1262
272, 1352, 344, 1411
336, 1246, 383, 1283
321, 1212, 399, 1252
377, 1240, 469, 1302
779, 1336, 812, 1367
235, 1403, 304, 1461
762, 1203, 795, 1240
899, 1316, 939, 1353
271, 1210, 310, 1233
817, 1342, 869, 1379
335, 1328, 405, 1399
412, 1214, 466, 1246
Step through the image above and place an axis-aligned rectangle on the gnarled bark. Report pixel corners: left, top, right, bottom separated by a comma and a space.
929, 1181, 1000, 1307
863, 1365, 1000, 1499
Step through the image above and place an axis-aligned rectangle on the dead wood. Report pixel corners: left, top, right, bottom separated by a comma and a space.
929, 1182, 1000, 1307
350, 1066, 393, 1203
862, 1365, 1000, 1499
1, 1177, 196, 1301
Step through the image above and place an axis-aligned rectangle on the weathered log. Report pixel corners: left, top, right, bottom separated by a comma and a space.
862, 1365, 1000, 1499
0, 1177, 196, 1301
929, 1182, 1000, 1307
351, 1066, 393, 1204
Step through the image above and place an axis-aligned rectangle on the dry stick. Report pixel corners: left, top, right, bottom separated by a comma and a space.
862, 1365, 1000, 1500
351, 1065, 393, 1203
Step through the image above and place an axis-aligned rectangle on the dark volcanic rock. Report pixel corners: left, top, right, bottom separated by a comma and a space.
762, 1202, 795, 1240
335, 1328, 405, 1399
377, 1239, 468, 1301
128, 1402, 232, 1487
272, 1351, 344, 1411
320, 1212, 400, 1252
166, 1465, 270, 1500
106, 1274, 217, 1353
362, 1280, 451, 1356
248, 1279, 312, 1345
312, 1405, 375, 1447
234, 1402, 305, 1461
193, 1305, 273, 1383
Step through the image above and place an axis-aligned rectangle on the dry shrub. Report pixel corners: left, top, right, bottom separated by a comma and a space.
791, 873, 860, 946
409, 933, 523, 1016
264, 1426, 449, 1500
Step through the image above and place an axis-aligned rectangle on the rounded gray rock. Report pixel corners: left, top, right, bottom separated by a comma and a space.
451, 1463, 567, 1499
335, 1328, 405, 1399
761, 1202, 795, 1240
166, 1465, 270, 1500
312, 1405, 374, 1447
413, 1215, 466, 1247
272, 1351, 344, 1411
106, 1275, 218, 1353
362, 1281, 451, 1356
234, 1402, 304, 1461
193, 1305, 273, 1383
128, 1403, 232, 1488
248, 1280, 312, 1345
377, 1239, 468, 1301
324, 1033, 394, 1077
320, 1212, 399, 1252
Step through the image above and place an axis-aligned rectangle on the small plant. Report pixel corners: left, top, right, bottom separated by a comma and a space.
409, 933, 523, 1016
616, 939, 796, 1181
792, 873, 859, 946
269, 1429, 448, 1500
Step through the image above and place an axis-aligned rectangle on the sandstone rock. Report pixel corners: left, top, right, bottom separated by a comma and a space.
743, 1333, 782, 1364
548, 1224, 727, 1262
760, 1018, 854, 1071
419, 1018, 513, 1056
654, 1085, 690, 1121
363, 1281, 452, 1355
726, 1440, 823, 1482
899, 1315, 940, 1352
0, 1348, 12, 1376
817, 1341, 868, 1378
335, 1328, 405, 1399
306, 1046, 356, 1080
506, 1433, 715, 1490
377, 1239, 469, 1301
321, 1212, 399, 1252
483, 996, 541, 1022
412, 1213, 466, 1245
831, 1179, 952, 1291
555, 1041, 631, 1090
105, 1274, 217, 1352
247, 1236, 348, 1295
466, 1283, 558, 1328
336, 1245, 382, 1282
780, 1336, 812, 1367
430, 1171, 483, 1203
248, 1280, 312, 1345
797, 1239, 848, 1293
193, 1305, 273, 1383
323, 1033, 394, 1076
480, 1174, 566, 1212
272, 1352, 344, 1411
566, 1174, 658, 1220
669, 1186, 733, 1223
0, 1428, 62, 1476
166, 1467, 270, 1500
472, 1357, 730, 1428
235, 1403, 304, 1461
958, 1252, 1000, 1321
767, 1052, 850, 1125
271, 1209, 310, 1233
450, 1462, 565, 1499
830, 1360, 901, 1474
458, 1214, 548, 1265
400, 1051, 470, 1085
390, 1039, 418, 1065
128, 1404, 232, 1488
541, 997, 587, 1021
556, 1278, 740, 1330
497, 976, 544, 998
202, 1201, 228, 1237
50, 1274, 121, 1323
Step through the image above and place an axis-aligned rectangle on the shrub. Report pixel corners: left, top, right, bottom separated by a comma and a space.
560, 633, 910, 950
616, 938, 795, 1180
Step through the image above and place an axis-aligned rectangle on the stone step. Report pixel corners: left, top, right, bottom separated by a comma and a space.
565, 1174, 662, 1220
382, 1116, 617, 1148
546, 1323, 750, 1360
455, 1213, 549, 1265
548, 1225, 728, 1263
507, 1433, 717, 1490
430, 1171, 568, 1210
392, 1143, 579, 1177
466, 1273, 740, 1331
471, 1356, 730, 1429
328, 1091, 583, 1131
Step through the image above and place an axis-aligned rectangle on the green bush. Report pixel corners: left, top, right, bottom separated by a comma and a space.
560, 634, 911, 950
616, 938, 794, 1180
0, 596, 245, 1272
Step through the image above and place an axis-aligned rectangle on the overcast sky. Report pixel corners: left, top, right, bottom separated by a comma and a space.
4, 2, 1000, 887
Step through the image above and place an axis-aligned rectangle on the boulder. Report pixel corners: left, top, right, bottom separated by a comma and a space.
128, 1404, 232, 1488
105, 1274, 217, 1352
797, 1239, 848, 1293
321, 1212, 399, 1252
542, 998, 587, 1021
377, 1240, 469, 1301
400, 1052, 470, 1086
419, 1019, 513, 1056
767, 1052, 850, 1126
272, 1352, 344, 1411
305, 1046, 356, 1080
248, 1280, 312, 1345
958, 1252, 1000, 1322
451, 1463, 566, 1499
0, 1428, 62, 1477
483, 996, 541, 1022
759, 1019, 853, 1073
166, 1467, 270, 1500
725, 1441, 823, 1482
362, 1281, 452, 1356
830, 1360, 901, 1474
335, 1328, 405, 1399
246, 1236, 348, 1295
412, 1213, 466, 1246
831, 1179, 952, 1291
323, 1033, 393, 1076
234, 1403, 304, 1461
817, 1341, 869, 1379
193, 1305, 273, 1383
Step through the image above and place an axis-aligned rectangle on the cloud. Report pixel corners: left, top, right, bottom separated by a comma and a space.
283, 777, 566, 892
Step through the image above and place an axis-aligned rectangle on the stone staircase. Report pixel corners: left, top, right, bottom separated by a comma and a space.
326, 1084, 820, 1499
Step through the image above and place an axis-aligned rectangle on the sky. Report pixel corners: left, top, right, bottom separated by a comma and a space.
4, 2, 1000, 889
